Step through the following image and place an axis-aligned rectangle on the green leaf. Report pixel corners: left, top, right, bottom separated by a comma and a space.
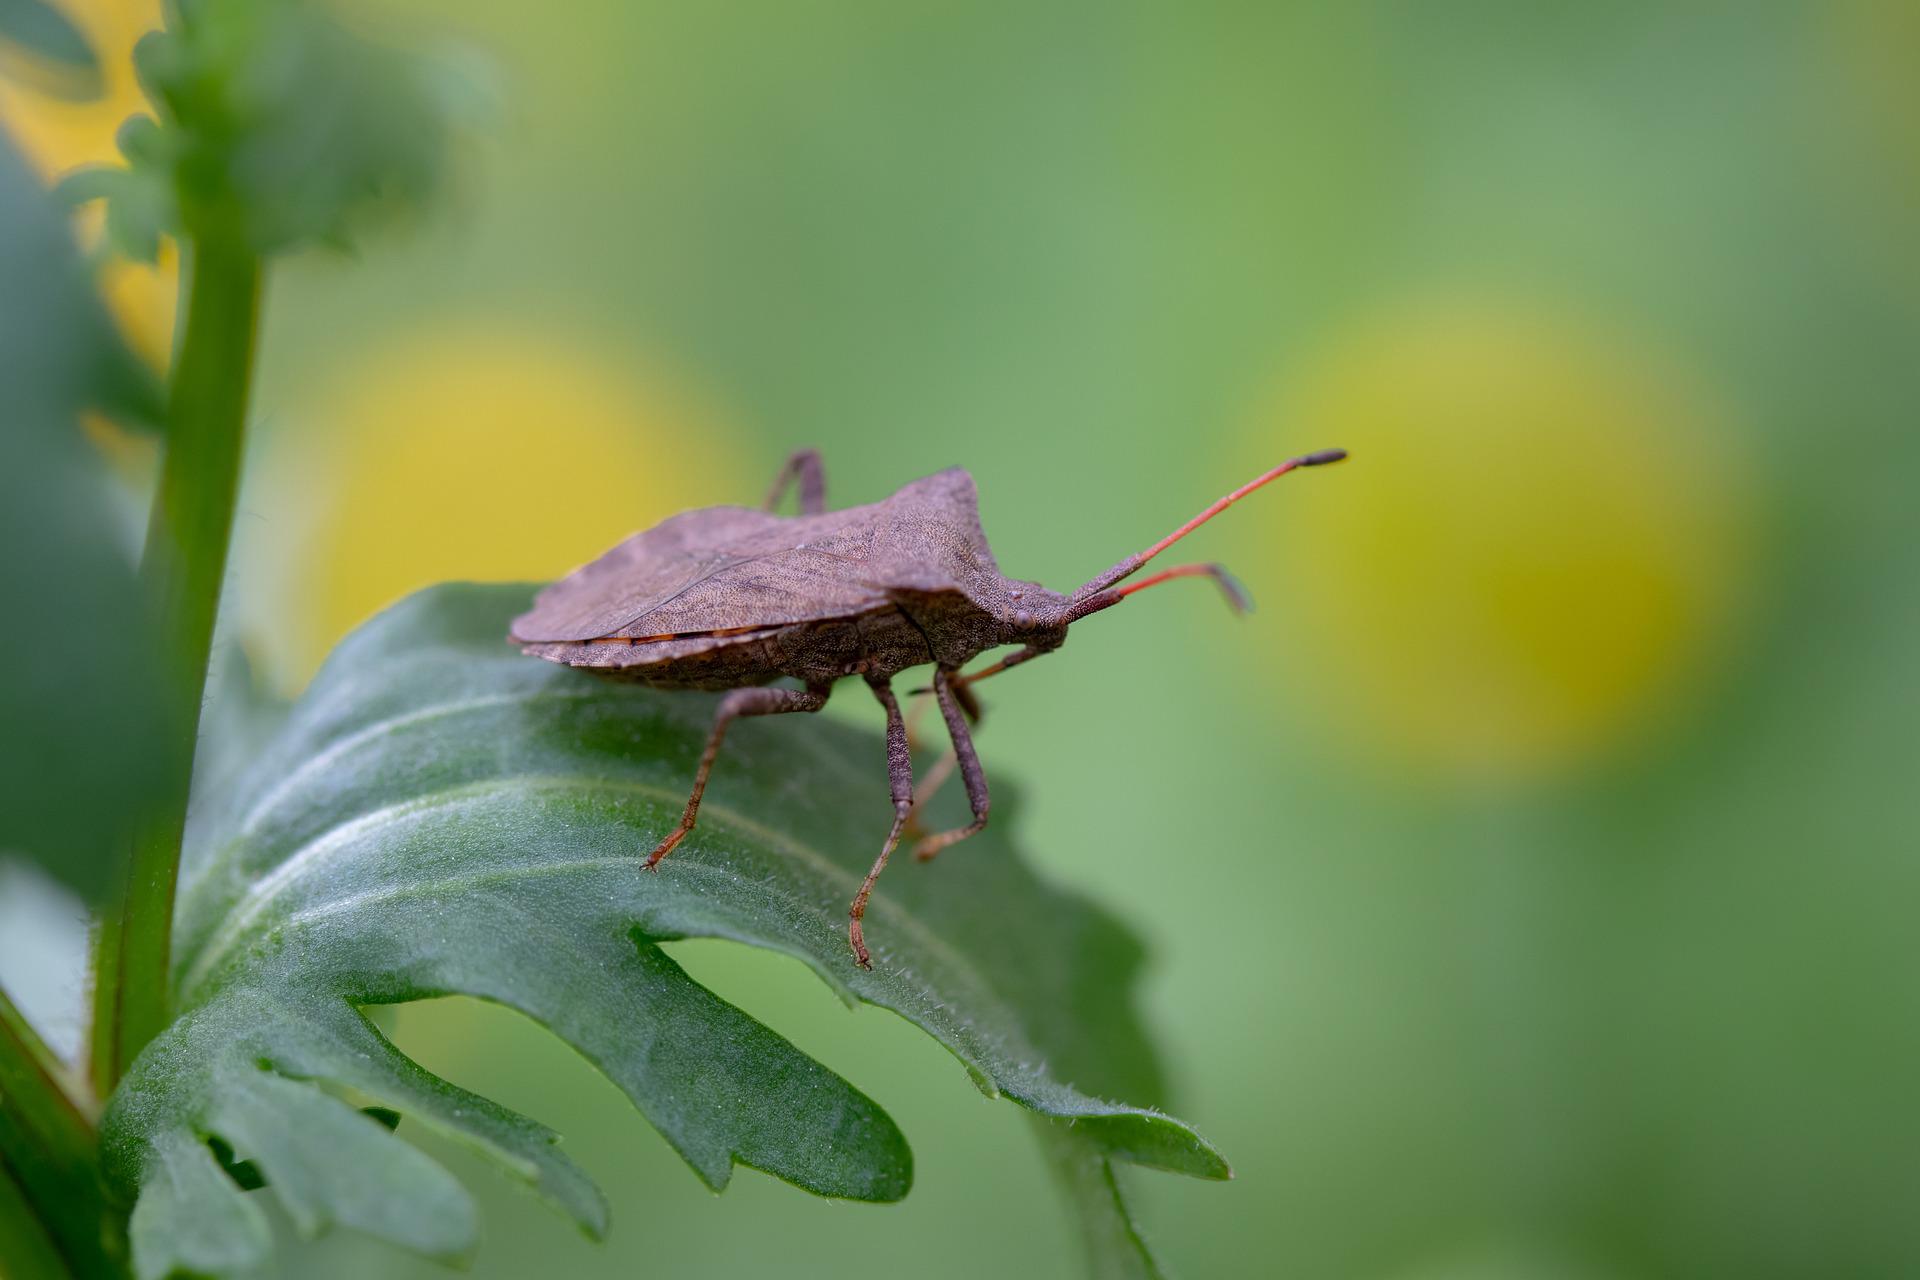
57, 144, 175, 268
91, 0, 475, 259
128, 1130, 269, 1280
0, 1155, 72, 1280
102, 583, 1226, 1277
1034, 1116, 1168, 1280
0, 0, 102, 100
0, 130, 176, 902
2, 989, 122, 1279
207, 1104, 400, 1191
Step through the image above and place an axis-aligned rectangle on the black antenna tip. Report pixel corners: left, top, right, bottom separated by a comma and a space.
1297, 448, 1348, 467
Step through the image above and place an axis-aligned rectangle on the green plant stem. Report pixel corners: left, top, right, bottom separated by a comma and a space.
0, 1153, 71, 1280
1, 987, 119, 1278
90, 237, 262, 1097
1032, 1116, 1166, 1280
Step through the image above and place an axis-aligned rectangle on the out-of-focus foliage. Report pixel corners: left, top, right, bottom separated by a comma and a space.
106, 584, 1219, 1279
194, 4, 1908, 1278
0, 0, 174, 368
256, 330, 732, 679
0, 0, 99, 98
62, 0, 470, 263
3, 0, 1918, 1276
0, 130, 169, 901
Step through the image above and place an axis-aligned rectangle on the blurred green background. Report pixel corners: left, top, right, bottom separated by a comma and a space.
5, 0, 1918, 1276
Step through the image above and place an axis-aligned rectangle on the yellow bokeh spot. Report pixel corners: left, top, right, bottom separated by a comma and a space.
1259, 305, 1751, 783
93, 219, 178, 369
0, 0, 155, 176
0, 0, 176, 364
252, 329, 734, 685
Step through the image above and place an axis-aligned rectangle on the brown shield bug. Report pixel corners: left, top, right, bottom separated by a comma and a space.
510, 446, 1347, 967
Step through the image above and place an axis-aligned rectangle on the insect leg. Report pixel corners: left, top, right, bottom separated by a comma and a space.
643, 682, 833, 868
904, 749, 959, 839
911, 666, 991, 863
848, 676, 915, 968
762, 448, 828, 515
904, 670, 979, 748
952, 643, 1047, 691
900, 689, 947, 841
903, 646, 1040, 828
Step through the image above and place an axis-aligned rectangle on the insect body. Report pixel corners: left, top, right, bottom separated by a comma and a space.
510, 447, 1345, 966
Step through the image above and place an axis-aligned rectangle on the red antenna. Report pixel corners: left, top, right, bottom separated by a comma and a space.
1068, 448, 1346, 619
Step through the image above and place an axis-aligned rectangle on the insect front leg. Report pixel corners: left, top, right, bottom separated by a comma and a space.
643, 682, 833, 869
762, 448, 828, 515
955, 644, 1047, 691
911, 666, 991, 863
900, 689, 954, 843
903, 749, 959, 842
848, 676, 915, 969
904, 645, 1039, 831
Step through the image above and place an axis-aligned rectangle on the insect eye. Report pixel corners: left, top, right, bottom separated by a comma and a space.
1013, 609, 1033, 627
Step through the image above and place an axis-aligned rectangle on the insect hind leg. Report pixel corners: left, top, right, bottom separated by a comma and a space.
643, 682, 832, 868
911, 666, 990, 863
848, 676, 914, 968
763, 449, 828, 515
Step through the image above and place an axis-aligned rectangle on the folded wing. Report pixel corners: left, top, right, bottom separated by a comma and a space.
509, 504, 889, 643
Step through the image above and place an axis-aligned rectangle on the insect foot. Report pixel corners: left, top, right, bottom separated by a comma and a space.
640, 830, 686, 871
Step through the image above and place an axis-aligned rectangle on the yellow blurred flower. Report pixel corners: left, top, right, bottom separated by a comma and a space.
87, 205, 177, 370
1257, 304, 1753, 783
244, 327, 736, 685
0, 0, 176, 365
